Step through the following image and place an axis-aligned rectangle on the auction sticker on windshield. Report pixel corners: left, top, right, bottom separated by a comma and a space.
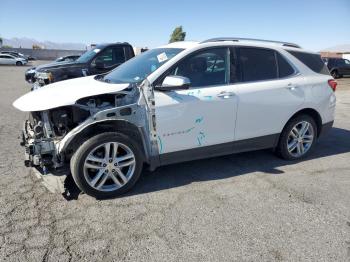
157, 52, 168, 63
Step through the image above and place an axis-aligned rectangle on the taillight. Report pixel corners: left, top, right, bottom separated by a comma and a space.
328, 79, 337, 92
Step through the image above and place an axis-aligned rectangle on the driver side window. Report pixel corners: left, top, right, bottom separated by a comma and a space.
92, 47, 126, 68
92, 48, 113, 67
167, 48, 229, 88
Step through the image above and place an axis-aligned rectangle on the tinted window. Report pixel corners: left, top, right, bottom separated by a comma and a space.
124, 46, 134, 59
229, 48, 240, 83
170, 48, 228, 87
287, 51, 329, 75
337, 59, 346, 66
93, 47, 125, 67
93, 48, 113, 66
277, 53, 295, 78
114, 47, 126, 64
238, 48, 277, 82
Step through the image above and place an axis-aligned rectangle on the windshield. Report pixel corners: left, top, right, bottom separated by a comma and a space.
103, 48, 184, 83
76, 47, 101, 63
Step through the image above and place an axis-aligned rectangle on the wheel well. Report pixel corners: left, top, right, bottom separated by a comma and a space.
65, 120, 148, 162
288, 108, 322, 137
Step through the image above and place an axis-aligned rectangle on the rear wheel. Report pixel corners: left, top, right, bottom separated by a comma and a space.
277, 115, 317, 160
16, 61, 22, 66
70, 132, 143, 198
331, 70, 340, 79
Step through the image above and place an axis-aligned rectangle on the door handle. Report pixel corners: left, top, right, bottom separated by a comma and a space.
286, 83, 297, 90
217, 91, 235, 98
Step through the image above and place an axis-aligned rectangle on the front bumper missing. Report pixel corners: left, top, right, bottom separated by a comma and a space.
22, 120, 56, 168
22, 121, 73, 196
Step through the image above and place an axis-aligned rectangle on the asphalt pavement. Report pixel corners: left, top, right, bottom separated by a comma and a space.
0, 61, 349, 261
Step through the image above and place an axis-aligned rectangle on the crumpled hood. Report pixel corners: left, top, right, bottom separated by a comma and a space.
13, 76, 130, 112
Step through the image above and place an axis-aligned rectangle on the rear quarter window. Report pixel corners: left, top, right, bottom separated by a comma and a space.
277, 53, 295, 78
287, 50, 329, 75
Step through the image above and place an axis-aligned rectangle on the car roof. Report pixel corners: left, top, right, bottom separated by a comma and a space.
159, 38, 316, 54
159, 41, 199, 49
95, 42, 132, 49
0, 54, 15, 57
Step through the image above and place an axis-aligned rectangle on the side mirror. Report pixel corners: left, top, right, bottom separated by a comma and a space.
157, 75, 191, 91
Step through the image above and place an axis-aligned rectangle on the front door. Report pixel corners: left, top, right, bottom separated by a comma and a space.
154, 47, 238, 154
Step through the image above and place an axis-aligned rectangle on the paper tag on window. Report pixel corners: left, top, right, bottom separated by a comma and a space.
157, 52, 168, 63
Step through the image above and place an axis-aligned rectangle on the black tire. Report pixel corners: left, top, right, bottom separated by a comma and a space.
16, 61, 22, 66
276, 115, 317, 160
70, 132, 143, 199
331, 70, 340, 79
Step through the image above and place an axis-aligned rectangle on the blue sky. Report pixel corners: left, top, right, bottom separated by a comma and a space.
1, 0, 349, 51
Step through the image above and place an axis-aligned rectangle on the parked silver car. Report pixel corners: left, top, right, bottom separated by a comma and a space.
0, 54, 28, 66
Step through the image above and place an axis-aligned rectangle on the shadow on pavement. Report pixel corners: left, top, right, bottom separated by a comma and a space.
63, 127, 350, 200
126, 127, 350, 197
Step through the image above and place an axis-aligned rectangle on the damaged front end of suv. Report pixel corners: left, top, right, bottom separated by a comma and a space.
14, 75, 159, 176
14, 46, 185, 198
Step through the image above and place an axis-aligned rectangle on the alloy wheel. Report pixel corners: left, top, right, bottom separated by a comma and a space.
83, 142, 136, 192
287, 121, 314, 158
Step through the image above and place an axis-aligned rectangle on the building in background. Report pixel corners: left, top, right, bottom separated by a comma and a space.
320, 44, 350, 59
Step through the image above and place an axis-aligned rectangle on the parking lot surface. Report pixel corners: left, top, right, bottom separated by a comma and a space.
0, 62, 350, 261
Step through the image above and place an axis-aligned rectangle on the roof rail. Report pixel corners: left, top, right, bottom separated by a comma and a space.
200, 37, 301, 48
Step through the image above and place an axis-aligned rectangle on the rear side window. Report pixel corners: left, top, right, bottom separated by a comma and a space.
277, 53, 295, 78
237, 48, 277, 82
113, 47, 126, 64
287, 51, 329, 75
124, 46, 134, 59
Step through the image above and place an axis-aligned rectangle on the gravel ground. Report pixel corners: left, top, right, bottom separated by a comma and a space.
0, 61, 350, 261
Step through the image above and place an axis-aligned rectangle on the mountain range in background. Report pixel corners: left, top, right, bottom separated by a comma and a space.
1, 37, 349, 53
1, 37, 87, 50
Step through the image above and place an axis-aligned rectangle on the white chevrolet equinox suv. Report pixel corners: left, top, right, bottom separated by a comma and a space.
14, 37, 337, 198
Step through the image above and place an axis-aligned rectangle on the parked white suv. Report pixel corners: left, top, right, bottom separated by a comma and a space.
13, 38, 336, 198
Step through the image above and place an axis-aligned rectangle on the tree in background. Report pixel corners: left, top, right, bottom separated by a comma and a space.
0, 36, 3, 48
32, 44, 42, 50
169, 26, 186, 43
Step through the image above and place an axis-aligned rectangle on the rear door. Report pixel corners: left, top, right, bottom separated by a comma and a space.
0, 55, 15, 65
0, 55, 6, 64
231, 47, 305, 141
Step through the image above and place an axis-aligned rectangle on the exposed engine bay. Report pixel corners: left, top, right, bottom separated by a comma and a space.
21, 83, 150, 171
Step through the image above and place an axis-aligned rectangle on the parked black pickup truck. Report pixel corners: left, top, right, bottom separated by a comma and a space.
25, 42, 135, 87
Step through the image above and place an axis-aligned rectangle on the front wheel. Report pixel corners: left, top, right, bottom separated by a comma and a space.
70, 132, 143, 198
16, 61, 22, 66
277, 115, 317, 160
